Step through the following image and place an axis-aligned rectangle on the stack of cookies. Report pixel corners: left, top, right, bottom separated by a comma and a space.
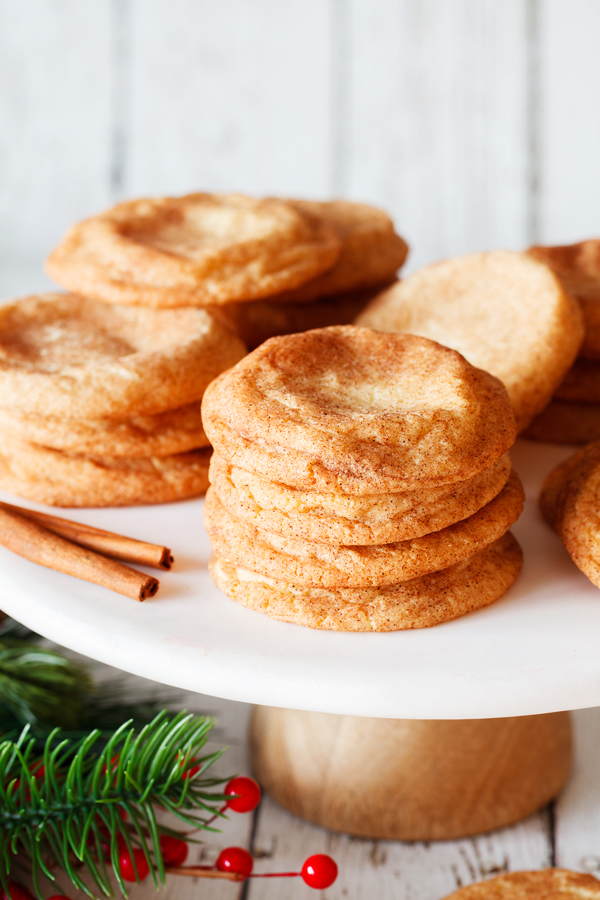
525, 239, 600, 443
202, 326, 525, 631
45, 193, 408, 350
0, 293, 245, 506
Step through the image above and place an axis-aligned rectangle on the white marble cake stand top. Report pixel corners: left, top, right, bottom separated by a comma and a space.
0, 440, 597, 720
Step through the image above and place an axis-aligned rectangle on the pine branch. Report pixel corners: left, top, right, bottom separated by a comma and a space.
0, 712, 228, 900
0, 639, 92, 731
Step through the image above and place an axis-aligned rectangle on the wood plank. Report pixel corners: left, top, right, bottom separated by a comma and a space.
127, 0, 335, 199
344, 0, 530, 272
537, 0, 600, 244
247, 797, 552, 899
554, 708, 600, 874
0, 0, 114, 298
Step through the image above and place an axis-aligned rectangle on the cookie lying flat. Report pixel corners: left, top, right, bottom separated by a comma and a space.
539, 440, 600, 587
442, 870, 600, 900
209, 532, 523, 631
204, 474, 523, 587
209, 452, 511, 545
214, 282, 391, 351
0, 402, 209, 458
356, 250, 584, 431
202, 327, 516, 494
46, 194, 341, 307
269, 200, 408, 303
0, 293, 246, 418
555, 358, 600, 403
523, 400, 600, 445
0, 434, 211, 507
529, 240, 600, 358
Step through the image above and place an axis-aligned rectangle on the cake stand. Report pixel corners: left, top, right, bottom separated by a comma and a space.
0, 440, 594, 840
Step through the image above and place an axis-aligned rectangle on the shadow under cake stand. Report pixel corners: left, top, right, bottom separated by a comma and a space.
0, 440, 593, 840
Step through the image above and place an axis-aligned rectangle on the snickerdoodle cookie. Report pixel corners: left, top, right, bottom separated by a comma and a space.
523, 400, 600, 445
270, 200, 408, 303
214, 281, 393, 351
539, 440, 600, 587
554, 358, 600, 403
529, 240, 600, 358
204, 473, 523, 587
0, 402, 208, 458
209, 452, 512, 545
46, 194, 341, 307
442, 869, 600, 900
356, 250, 584, 431
202, 327, 516, 494
0, 293, 246, 418
0, 433, 211, 507
209, 532, 523, 631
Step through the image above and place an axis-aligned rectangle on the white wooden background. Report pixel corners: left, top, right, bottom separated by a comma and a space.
2, 2, 600, 897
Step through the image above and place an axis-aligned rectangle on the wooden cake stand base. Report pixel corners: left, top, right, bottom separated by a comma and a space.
250, 707, 573, 840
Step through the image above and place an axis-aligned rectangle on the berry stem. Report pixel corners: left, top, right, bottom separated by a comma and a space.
249, 872, 299, 878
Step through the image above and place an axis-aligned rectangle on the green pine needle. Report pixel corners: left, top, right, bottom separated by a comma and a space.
0, 711, 227, 899
0, 639, 92, 731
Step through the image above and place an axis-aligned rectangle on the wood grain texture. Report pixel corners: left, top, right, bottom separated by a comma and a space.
343, 0, 531, 272
247, 797, 552, 900
250, 707, 572, 841
0, 0, 114, 299
126, 0, 336, 199
555, 707, 600, 876
537, 0, 600, 244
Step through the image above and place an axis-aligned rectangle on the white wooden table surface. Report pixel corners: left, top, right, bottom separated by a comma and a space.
36, 649, 600, 900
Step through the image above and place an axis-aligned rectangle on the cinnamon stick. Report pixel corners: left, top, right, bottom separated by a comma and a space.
166, 866, 244, 882
0, 506, 159, 601
0, 501, 173, 570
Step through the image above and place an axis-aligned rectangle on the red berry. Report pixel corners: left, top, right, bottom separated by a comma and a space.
301, 855, 338, 889
119, 848, 150, 883
224, 776, 261, 813
215, 847, 253, 879
1, 883, 33, 900
180, 756, 201, 779
159, 835, 188, 867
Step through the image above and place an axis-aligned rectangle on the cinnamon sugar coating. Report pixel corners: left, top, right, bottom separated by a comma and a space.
0, 293, 245, 418
46, 193, 341, 307
202, 327, 516, 494
357, 250, 584, 431
204, 473, 523, 587
209, 452, 511, 545
209, 533, 522, 631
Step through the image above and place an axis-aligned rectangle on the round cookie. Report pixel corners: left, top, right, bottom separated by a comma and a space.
46, 193, 341, 307
555, 358, 600, 403
529, 240, 600, 358
204, 473, 524, 587
441, 870, 600, 900
202, 327, 517, 494
268, 200, 408, 303
214, 281, 393, 351
209, 452, 512, 545
356, 250, 584, 431
209, 532, 523, 631
539, 440, 600, 587
0, 402, 209, 458
0, 293, 246, 418
0, 434, 211, 507
523, 400, 600, 445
